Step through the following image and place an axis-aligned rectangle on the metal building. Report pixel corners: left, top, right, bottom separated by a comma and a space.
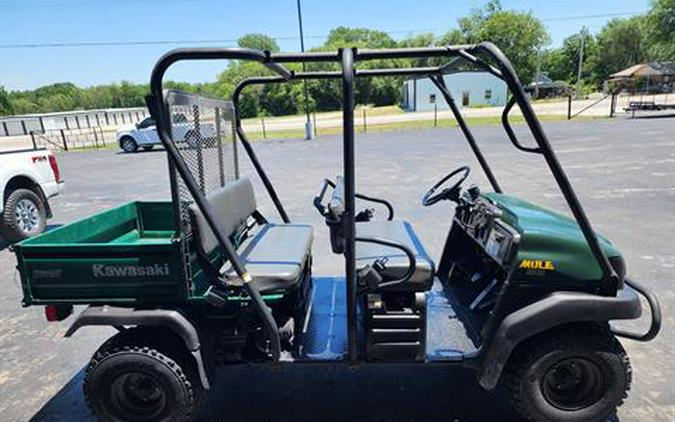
0, 107, 147, 137
401, 71, 507, 112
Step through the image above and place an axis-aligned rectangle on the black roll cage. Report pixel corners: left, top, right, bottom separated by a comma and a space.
147, 43, 620, 364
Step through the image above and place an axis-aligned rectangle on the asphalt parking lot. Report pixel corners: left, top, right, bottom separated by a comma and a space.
0, 117, 673, 421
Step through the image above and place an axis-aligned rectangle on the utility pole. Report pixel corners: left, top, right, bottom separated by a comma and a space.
534, 48, 542, 99
296, 0, 314, 140
575, 27, 587, 100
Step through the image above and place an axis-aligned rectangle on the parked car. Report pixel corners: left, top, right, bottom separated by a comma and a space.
116, 114, 216, 153
0, 147, 64, 242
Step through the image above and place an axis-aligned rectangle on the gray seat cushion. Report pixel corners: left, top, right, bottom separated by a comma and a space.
356, 220, 435, 291
188, 178, 257, 256
188, 178, 313, 293
222, 224, 313, 293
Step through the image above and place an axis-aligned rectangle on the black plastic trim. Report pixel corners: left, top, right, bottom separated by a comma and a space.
477, 286, 642, 390
611, 278, 661, 341
65, 306, 210, 390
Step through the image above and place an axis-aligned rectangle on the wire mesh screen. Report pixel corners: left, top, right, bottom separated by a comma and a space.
165, 90, 238, 233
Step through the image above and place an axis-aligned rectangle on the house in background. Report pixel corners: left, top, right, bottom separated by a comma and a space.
527, 72, 569, 99
400, 71, 507, 112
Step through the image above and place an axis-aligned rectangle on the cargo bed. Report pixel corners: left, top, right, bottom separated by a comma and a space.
14, 201, 188, 306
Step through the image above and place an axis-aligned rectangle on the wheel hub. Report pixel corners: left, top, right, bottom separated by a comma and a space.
15, 198, 39, 233
110, 372, 167, 421
542, 357, 605, 411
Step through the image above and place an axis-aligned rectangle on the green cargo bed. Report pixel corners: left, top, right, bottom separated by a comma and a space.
15, 201, 188, 306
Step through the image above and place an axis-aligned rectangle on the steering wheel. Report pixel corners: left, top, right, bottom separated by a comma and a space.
422, 166, 470, 207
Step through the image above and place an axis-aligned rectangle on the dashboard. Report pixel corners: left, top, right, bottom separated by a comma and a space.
455, 197, 520, 266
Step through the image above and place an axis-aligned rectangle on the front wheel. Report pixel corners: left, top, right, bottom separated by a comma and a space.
0, 188, 47, 242
120, 136, 138, 153
503, 323, 630, 422
84, 328, 203, 422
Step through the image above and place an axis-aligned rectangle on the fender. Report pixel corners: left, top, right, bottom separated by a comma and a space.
65, 306, 210, 390
115, 129, 137, 147
477, 286, 641, 390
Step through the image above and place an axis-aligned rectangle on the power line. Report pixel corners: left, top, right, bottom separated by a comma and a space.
0, 12, 644, 49
541, 11, 641, 22
0, 29, 437, 49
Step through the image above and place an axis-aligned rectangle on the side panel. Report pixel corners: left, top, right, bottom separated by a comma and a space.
16, 201, 188, 305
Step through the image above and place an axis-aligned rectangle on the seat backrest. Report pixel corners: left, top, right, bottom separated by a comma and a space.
188, 177, 256, 256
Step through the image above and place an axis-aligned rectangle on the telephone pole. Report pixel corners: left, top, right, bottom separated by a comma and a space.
296, 0, 314, 140
575, 27, 587, 100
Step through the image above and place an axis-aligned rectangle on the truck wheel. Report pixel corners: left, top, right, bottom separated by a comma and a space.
84, 328, 203, 422
503, 323, 630, 422
0, 188, 47, 242
120, 136, 138, 153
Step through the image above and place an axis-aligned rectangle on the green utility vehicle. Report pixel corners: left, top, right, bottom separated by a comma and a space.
13, 44, 661, 422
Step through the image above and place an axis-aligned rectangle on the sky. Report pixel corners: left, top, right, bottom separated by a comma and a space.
2, 0, 650, 91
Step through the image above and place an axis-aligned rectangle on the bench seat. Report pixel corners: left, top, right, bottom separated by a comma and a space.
356, 220, 435, 292
221, 223, 313, 292
188, 178, 313, 294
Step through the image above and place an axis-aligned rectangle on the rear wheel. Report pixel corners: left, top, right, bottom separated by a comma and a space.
84, 328, 203, 422
503, 323, 630, 422
120, 136, 138, 153
0, 188, 47, 242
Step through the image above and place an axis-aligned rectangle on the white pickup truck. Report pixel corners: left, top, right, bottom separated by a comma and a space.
0, 148, 64, 242
116, 115, 216, 153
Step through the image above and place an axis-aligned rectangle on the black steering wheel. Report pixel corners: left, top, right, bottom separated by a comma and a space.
422, 166, 470, 207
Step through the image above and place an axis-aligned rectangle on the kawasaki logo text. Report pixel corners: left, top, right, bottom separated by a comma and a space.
93, 264, 170, 278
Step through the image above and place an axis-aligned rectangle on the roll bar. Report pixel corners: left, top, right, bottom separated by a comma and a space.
147, 42, 624, 363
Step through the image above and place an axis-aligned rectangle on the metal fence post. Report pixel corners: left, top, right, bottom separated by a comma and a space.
2, 121, 8, 137
39, 117, 45, 133
30, 131, 37, 149
75, 115, 81, 129
567, 94, 572, 120
261, 115, 267, 139
21, 120, 28, 135
312, 110, 317, 137
434, 103, 438, 127
362, 108, 367, 132
104, 111, 110, 125
60, 129, 69, 151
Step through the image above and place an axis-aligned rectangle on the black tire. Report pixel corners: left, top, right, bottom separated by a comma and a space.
120, 136, 138, 153
0, 188, 47, 242
142, 145, 154, 151
84, 328, 203, 422
503, 323, 631, 422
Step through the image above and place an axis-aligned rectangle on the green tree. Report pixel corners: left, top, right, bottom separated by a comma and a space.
324, 27, 397, 49
237, 33, 280, 52
543, 31, 598, 84
436, 29, 465, 46
457, 0, 504, 42
0, 87, 13, 115
645, 0, 675, 59
450, 0, 550, 82
592, 17, 647, 83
